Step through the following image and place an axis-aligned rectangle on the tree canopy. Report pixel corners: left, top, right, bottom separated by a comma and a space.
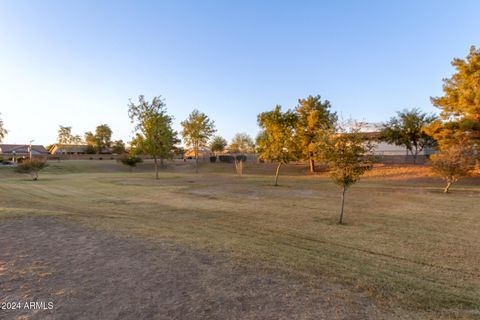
57, 126, 73, 144
181, 109, 216, 173
209, 136, 227, 155
430, 143, 476, 193
257, 105, 299, 185
0, 113, 7, 142
229, 133, 254, 154
95, 124, 113, 151
295, 95, 337, 172
380, 108, 437, 164
128, 95, 178, 179
320, 124, 374, 224
429, 46, 480, 151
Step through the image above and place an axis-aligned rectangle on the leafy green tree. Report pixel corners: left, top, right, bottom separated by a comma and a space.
320, 124, 374, 224
429, 46, 480, 151
112, 140, 126, 154
95, 124, 112, 152
0, 113, 7, 142
430, 143, 476, 193
295, 95, 337, 173
15, 158, 48, 180
257, 105, 299, 186
128, 95, 178, 179
209, 136, 227, 155
380, 108, 437, 164
181, 109, 216, 173
229, 133, 254, 176
84, 124, 113, 153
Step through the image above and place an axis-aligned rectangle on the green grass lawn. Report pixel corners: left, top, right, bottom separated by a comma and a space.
1, 160, 479, 319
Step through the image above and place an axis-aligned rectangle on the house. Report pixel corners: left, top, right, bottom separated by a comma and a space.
49, 144, 89, 155
0, 144, 49, 156
357, 123, 436, 163
184, 147, 211, 159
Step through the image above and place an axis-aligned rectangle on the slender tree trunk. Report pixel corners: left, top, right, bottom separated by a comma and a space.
154, 156, 159, 179
160, 158, 164, 168
338, 186, 346, 224
195, 150, 199, 173
274, 163, 282, 186
309, 158, 315, 173
444, 181, 452, 193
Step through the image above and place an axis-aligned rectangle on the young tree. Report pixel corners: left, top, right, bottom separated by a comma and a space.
95, 124, 113, 152
428, 46, 480, 151
15, 158, 48, 181
181, 109, 216, 173
430, 143, 476, 193
0, 113, 7, 142
257, 105, 299, 186
380, 108, 437, 164
320, 125, 374, 224
229, 133, 254, 176
295, 95, 337, 173
128, 95, 178, 179
209, 136, 227, 156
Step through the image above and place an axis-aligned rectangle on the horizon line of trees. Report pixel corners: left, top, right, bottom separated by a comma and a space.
3, 45, 479, 205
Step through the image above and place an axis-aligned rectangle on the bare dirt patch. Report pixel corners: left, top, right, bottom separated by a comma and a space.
0, 217, 405, 320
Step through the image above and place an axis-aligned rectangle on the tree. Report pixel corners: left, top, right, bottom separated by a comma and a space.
112, 140, 126, 154
128, 95, 178, 179
181, 109, 216, 173
430, 143, 476, 193
57, 126, 73, 144
84, 131, 97, 150
209, 136, 227, 155
0, 113, 7, 142
380, 108, 437, 164
229, 133, 254, 176
295, 95, 337, 173
15, 158, 48, 180
95, 124, 112, 152
257, 105, 299, 186
428, 46, 480, 151
320, 124, 374, 224
57, 126, 75, 155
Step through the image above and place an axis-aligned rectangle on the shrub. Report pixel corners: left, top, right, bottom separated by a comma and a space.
118, 154, 143, 171
85, 145, 97, 154
209, 156, 217, 163
235, 155, 247, 162
219, 155, 234, 163
430, 144, 476, 193
15, 158, 48, 180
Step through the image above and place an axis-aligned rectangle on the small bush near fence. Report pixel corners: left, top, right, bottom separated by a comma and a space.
219, 155, 235, 163
235, 155, 247, 162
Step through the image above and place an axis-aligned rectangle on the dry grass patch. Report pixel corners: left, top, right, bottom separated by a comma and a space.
0, 160, 479, 319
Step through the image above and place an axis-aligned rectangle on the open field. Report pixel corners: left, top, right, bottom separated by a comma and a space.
1, 160, 479, 319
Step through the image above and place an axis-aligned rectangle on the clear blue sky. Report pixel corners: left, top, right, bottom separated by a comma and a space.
1, 0, 479, 145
